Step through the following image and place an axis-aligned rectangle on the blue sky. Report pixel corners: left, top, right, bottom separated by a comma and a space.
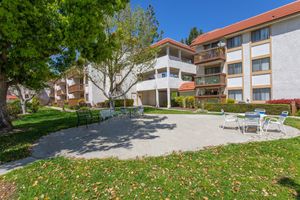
131, 0, 295, 41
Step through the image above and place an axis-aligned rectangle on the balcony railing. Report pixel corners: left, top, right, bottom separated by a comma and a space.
194, 47, 225, 64
195, 73, 226, 87
68, 84, 84, 93
56, 89, 66, 96
68, 98, 80, 106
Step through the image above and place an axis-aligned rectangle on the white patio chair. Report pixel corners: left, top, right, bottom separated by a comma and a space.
264, 111, 289, 133
221, 109, 240, 131
137, 106, 144, 116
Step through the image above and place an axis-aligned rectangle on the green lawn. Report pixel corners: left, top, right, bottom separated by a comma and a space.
1, 108, 300, 199
0, 108, 99, 164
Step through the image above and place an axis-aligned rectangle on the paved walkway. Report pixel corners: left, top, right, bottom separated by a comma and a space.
1, 114, 299, 175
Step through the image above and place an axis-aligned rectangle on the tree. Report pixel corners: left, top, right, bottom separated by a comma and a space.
10, 85, 36, 114
0, 0, 127, 132
85, 4, 162, 108
182, 27, 203, 45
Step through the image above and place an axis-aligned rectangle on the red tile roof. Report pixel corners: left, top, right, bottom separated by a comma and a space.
7, 95, 18, 100
178, 82, 195, 92
152, 38, 195, 53
191, 1, 300, 46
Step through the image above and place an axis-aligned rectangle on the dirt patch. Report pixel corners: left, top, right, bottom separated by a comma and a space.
0, 180, 16, 200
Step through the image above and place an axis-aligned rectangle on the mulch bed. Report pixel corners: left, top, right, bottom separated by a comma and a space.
0, 180, 16, 200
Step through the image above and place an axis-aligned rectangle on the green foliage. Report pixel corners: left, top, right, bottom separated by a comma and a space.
185, 96, 195, 108
296, 109, 300, 116
181, 27, 203, 45
226, 98, 235, 104
174, 96, 185, 108
205, 103, 290, 115
30, 97, 40, 113
7, 100, 22, 119
175, 96, 195, 108
102, 99, 134, 107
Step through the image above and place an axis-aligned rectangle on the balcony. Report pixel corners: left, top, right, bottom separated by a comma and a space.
68, 84, 84, 94
56, 79, 66, 85
195, 73, 226, 88
68, 98, 81, 106
194, 47, 225, 64
56, 89, 66, 96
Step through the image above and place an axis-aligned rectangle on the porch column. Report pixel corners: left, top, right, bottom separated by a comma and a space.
155, 89, 160, 107
166, 46, 170, 56
167, 67, 171, 108
155, 69, 159, 107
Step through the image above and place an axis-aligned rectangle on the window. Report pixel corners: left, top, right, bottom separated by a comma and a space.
228, 62, 242, 75
204, 41, 219, 50
182, 75, 193, 81
251, 27, 270, 42
252, 57, 270, 72
205, 66, 221, 75
85, 94, 89, 101
253, 88, 271, 101
228, 90, 243, 101
227, 35, 242, 49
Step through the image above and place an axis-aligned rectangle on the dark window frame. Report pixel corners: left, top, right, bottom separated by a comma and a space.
228, 62, 243, 75
251, 27, 270, 43
227, 35, 242, 49
252, 88, 271, 101
228, 89, 243, 101
252, 57, 271, 72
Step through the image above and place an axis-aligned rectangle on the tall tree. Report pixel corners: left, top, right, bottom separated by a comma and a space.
182, 27, 203, 45
85, 4, 162, 108
0, 0, 127, 132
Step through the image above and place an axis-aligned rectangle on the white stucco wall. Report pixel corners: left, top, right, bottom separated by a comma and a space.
227, 50, 242, 62
271, 15, 300, 99
251, 43, 270, 58
252, 74, 271, 86
227, 77, 243, 88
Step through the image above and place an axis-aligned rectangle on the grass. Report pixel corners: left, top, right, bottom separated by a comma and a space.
0, 107, 300, 199
1, 133, 300, 199
0, 108, 99, 164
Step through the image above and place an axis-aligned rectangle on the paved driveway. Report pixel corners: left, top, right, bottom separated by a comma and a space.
31, 114, 300, 159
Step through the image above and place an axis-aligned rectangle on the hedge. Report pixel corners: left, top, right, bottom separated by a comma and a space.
204, 103, 291, 115
97, 99, 134, 108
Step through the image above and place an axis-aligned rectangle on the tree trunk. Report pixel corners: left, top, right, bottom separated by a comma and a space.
20, 102, 26, 114
109, 98, 114, 110
0, 73, 13, 132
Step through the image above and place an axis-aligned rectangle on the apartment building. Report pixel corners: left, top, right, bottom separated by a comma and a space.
191, 0, 300, 104
135, 38, 197, 108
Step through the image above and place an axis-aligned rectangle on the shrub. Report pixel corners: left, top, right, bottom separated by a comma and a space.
204, 103, 290, 115
226, 98, 235, 104
7, 100, 22, 119
267, 99, 300, 107
296, 109, 300, 116
29, 97, 40, 113
102, 99, 134, 108
185, 96, 195, 108
174, 96, 185, 107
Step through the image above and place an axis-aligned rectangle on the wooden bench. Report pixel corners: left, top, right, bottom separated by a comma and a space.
76, 109, 99, 128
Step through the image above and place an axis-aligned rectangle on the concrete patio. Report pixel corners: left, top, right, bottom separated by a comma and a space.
31, 114, 300, 159
1, 114, 300, 175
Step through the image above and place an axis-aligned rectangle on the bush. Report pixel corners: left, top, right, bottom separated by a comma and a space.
204, 103, 290, 115
226, 98, 235, 104
185, 96, 195, 108
174, 96, 185, 108
30, 97, 40, 113
267, 99, 300, 106
296, 109, 300, 116
101, 99, 134, 108
7, 100, 22, 119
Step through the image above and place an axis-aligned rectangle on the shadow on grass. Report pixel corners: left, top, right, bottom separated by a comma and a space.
278, 177, 300, 199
